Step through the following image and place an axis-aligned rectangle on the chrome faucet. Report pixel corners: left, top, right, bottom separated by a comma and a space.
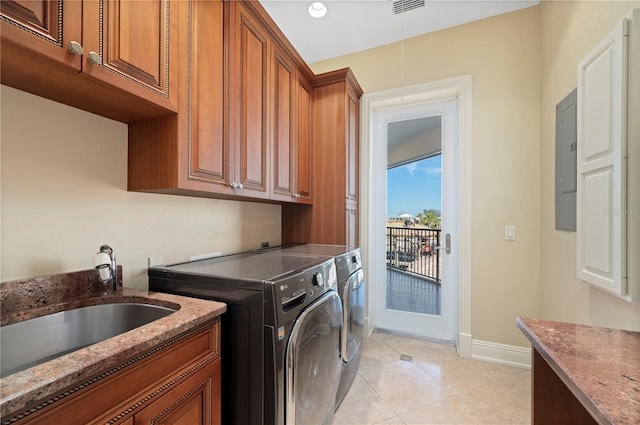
93, 244, 118, 292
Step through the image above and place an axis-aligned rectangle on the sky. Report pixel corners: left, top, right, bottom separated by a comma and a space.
387, 155, 442, 217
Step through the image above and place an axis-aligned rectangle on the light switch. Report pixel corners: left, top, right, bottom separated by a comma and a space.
505, 225, 516, 241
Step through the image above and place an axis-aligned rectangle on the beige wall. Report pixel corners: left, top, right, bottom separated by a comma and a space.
314, 1, 640, 345
1, 86, 282, 290
313, 7, 542, 347
539, 0, 640, 330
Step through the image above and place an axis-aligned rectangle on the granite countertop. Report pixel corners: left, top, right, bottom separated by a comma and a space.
0, 269, 226, 418
517, 317, 640, 425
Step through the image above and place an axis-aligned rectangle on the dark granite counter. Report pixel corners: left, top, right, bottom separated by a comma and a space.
517, 317, 640, 425
0, 268, 226, 418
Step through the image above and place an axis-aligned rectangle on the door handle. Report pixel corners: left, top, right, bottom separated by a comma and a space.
436, 233, 451, 254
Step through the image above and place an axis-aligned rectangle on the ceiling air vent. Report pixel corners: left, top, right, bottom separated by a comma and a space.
392, 0, 425, 15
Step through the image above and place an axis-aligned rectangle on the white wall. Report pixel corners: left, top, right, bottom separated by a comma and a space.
1, 86, 282, 289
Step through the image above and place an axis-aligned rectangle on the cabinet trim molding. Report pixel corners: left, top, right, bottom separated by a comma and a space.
0, 1, 63, 46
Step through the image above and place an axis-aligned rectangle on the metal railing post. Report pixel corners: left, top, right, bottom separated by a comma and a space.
435, 230, 440, 283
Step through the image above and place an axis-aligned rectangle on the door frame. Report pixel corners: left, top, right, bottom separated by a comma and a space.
360, 75, 473, 358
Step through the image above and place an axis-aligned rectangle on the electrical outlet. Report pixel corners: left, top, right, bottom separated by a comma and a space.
261, 241, 270, 248
505, 225, 516, 241
148, 256, 163, 267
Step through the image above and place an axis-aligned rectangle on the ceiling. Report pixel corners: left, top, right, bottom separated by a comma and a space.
259, 0, 540, 64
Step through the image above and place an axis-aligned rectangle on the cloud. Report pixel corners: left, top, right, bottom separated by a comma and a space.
404, 163, 441, 176
404, 163, 418, 176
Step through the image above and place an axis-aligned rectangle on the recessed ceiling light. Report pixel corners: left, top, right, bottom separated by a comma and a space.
308, 1, 327, 18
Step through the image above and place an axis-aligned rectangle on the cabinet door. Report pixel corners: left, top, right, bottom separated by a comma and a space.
271, 47, 296, 201
82, 0, 178, 112
0, 0, 82, 70
346, 84, 360, 203
128, 0, 229, 194
133, 358, 221, 425
576, 18, 628, 298
295, 74, 313, 203
182, 0, 231, 192
229, 3, 269, 199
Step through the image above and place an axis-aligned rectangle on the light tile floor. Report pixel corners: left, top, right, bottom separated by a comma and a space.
334, 331, 531, 425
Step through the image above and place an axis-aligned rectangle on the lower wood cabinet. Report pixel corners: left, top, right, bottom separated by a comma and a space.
9, 321, 221, 425
531, 349, 597, 425
126, 360, 219, 425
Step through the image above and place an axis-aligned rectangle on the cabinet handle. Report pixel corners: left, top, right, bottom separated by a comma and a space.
87, 51, 102, 65
68, 41, 84, 55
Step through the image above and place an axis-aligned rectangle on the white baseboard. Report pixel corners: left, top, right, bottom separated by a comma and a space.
472, 339, 531, 369
364, 317, 374, 338
457, 332, 473, 359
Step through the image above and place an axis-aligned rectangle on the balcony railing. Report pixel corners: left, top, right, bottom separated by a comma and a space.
386, 226, 442, 283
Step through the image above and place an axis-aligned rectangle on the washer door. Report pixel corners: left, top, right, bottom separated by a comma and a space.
286, 291, 342, 425
342, 269, 365, 362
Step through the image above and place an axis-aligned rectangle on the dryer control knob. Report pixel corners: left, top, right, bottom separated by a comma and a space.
352, 255, 359, 265
312, 272, 324, 287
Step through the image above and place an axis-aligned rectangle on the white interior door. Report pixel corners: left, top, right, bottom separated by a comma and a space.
374, 99, 458, 341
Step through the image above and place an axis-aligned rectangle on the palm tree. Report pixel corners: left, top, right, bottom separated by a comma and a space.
417, 209, 441, 228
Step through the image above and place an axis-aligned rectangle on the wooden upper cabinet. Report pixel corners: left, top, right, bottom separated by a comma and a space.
0, 0, 177, 122
282, 69, 362, 245
346, 84, 360, 205
182, 0, 229, 192
82, 0, 178, 112
295, 74, 313, 203
128, 0, 231, 197
282, 68, 362, 245
270, 46, 313, 204
271, 46, 297, 201
228, 1, 270, 199
0, 0, 81, 69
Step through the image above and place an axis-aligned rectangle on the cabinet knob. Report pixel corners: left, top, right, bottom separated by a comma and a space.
68, 41, 84, 55
293, 193, 300, 199
87, 51, 102, 65
238, 183, 244, 190
230, 182, 237, 189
